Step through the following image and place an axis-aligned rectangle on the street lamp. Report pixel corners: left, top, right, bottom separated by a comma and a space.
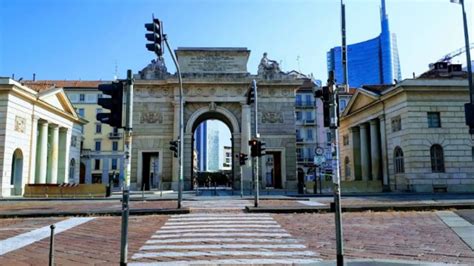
452, 0, 474, 133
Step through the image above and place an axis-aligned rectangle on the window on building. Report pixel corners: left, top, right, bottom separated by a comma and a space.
430, 144, 445, 173
344, 157, 351, 178
391, 116, 402, 132
339, 99, 347, 110
427, 112, 441, 128
306, 129, 313, 140
77, 108, 85, 117
326, 131, 332, 143
112, 141, 118, 151
296, 129, 301, 140
79, 94, 85, 102
111, 159, 117, 170
95, 123, 102, 134
295, 112, 302, 121
343, 135, 349, 146
71, 136, 77, 147
96, 108, 102, 115
296, 148, 303, 159
394, 146, 404, 174
296, 95, 302, 105
305, 111, 313, 120
94, 159, 100, 170
305, 94, 312, 106
95, 141, 101, 151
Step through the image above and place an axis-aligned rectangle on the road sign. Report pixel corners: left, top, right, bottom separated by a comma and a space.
314, 155, 326, 165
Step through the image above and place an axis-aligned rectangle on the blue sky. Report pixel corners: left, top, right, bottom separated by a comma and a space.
1, 0, 472, 82
1, 0, 472, 165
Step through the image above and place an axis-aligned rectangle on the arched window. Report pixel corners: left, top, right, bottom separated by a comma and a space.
344, 157, 351, 178
430, 144, 445, 173
394, 147, 404, 174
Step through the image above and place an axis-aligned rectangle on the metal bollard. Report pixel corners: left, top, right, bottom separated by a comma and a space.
49, 225, 55, 266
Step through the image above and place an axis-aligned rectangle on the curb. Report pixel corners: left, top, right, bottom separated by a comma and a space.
0, 208, 190, 219
246, 202, 474, 213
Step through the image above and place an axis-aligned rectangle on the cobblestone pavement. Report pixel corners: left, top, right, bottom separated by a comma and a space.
274, 211, 474, 264
0, 200, 178, 215
0, 200, 473, 265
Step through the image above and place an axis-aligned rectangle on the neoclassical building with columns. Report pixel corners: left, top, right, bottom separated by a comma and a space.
339, 65, 474, 192
0, 78, 84, 197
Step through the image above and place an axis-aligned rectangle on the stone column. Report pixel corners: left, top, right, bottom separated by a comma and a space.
240, 104, 252, 189
359, 123, 370, 181
349, 127, 361, 180
370, 119, 381, 180
29, 116, 39, 184
37, 121, 49, 184
57, 128, 69, 183
379, 115, 390, 190
102, 157, 109, 184
48, 124, 59, 184
85, 158, 92, 184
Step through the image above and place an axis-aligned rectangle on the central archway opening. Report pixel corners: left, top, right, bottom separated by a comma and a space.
192, 117, 233, 193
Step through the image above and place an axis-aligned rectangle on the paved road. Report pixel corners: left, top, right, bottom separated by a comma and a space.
0, 200, 473, 265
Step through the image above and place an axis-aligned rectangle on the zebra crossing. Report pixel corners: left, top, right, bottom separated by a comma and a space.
130, 213, 321, 265
182, 199, 250, 210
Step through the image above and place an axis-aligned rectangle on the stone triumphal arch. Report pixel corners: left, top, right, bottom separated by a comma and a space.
131, 48, 303, 191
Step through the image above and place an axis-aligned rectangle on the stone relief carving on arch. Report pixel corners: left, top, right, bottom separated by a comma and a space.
140, 103, 163, 124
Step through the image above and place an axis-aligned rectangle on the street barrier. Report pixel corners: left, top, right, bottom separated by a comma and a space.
24, 183, 108, 198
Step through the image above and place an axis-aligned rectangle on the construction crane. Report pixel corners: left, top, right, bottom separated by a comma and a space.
436, 43, 474, 63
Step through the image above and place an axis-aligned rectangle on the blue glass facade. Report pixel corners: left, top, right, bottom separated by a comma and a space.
195, 122, 207, 171
327, 0, 401, 88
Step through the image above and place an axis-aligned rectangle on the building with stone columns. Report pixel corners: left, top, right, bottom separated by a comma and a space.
0, 78, 84, 197
339, 63, 474, 192
134, 48, 303, 191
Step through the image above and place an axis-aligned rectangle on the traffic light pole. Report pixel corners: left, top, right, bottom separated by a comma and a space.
252, 80, 260, 207
329, 79, 344, 266
120, 70, 133, 266
164, 34, 184, 208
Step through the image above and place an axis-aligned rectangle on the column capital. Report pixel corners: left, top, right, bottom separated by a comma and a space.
369, 119, 378, 126
49, 123, 59, 128
349, 127, 360, 133
59, 127, 69, 133
359, 123, 368, 129
39, 119, 49, 125
378, 114, 386, 121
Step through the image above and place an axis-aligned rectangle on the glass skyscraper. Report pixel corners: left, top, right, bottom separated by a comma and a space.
327, 0, 402, 88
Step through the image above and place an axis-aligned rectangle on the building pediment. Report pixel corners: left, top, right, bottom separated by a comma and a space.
38, 87, 78, 118
342, 89, 380, 117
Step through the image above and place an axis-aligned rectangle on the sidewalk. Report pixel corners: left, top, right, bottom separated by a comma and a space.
0, 192, 473, 218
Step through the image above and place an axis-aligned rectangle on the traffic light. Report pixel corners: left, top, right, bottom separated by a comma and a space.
145, 17, 164, 57
465, 103, 474, 134
257, 141, 266, 157
249, 139, 258, 157
239, 153, 248, 166
96, 81, 124, 128
169, 140, 178, 158
246, 85, 255, 105
315, 86, 332, 128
